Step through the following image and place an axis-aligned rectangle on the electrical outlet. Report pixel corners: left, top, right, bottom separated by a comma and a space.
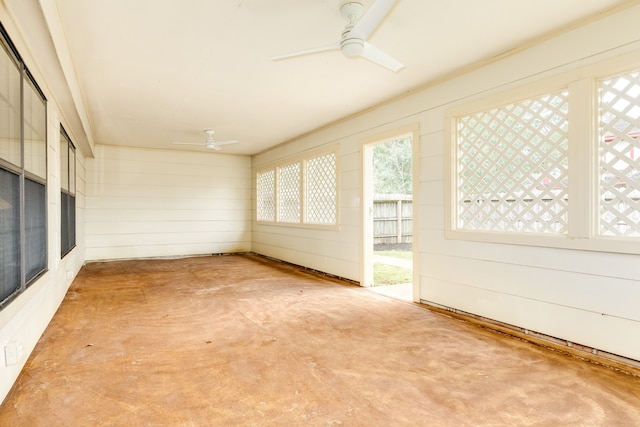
4, 341, 23, 366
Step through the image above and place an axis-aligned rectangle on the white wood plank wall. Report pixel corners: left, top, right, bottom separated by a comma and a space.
252, 138, 363, 281
254, 5, 640, 361
0, 106, 87, 403
85, 145, 252, 260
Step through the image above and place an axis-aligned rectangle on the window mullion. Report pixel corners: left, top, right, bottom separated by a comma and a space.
274, 166, 280, 222
301, 159, 306, 224
19, 65, 26, 290
567, 78, 597, 238
272, 170, 277, 222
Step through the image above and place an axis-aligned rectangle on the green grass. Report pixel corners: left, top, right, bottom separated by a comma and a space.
374, 250, 412, 260
373, 263, 412, 286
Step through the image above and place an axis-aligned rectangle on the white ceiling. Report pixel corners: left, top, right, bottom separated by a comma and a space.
50, 0, 630, 155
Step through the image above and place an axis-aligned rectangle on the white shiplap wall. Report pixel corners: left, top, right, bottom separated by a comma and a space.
253, 5, 640, 361
85, 145, 252, 260
0, 106, 86, 403
252, 137, 366, 281
0, 0, 89, 402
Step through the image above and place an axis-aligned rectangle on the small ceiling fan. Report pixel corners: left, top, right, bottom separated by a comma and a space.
173, 130, 238, 151
271, 0, 404, 72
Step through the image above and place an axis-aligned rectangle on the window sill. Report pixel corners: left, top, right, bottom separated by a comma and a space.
446, 229, 640, 255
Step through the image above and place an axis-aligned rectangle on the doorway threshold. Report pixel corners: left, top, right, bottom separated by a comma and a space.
366, 282, 413, 301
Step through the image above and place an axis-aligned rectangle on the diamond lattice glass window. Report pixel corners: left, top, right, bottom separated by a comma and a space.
456, 90, 569, 233
599, 71, 640, 237
278, 162, 301, 223
256, 169, 276, 222
305, 152, 337, 224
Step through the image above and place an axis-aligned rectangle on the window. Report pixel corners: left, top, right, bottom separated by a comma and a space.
256, 169, 275, 222
446, 54, 640, 254
305, 152, 337, 225
60, 127, 76, 256
277, 162, 301, 223
0, 24, 47, 308
455, 91, 569, 234
257, 149, 338, 227
0, 170, 20, 302
598, 71, 640, 237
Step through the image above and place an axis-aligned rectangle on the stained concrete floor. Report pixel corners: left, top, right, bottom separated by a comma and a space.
1, 254, 639, 426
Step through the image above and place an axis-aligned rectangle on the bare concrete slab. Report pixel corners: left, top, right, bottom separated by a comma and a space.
1, 254, 639, 426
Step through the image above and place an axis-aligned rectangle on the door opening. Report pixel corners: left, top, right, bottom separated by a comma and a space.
362, 133, 414, 301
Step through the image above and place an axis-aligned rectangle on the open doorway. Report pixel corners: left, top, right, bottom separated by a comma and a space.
362, 132, 415, 301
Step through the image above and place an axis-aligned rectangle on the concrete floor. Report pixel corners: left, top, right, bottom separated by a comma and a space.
1, 254, 639, 426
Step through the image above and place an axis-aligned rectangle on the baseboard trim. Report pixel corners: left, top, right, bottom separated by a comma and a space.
248, 252, 360, 285
419, 299, 640, 378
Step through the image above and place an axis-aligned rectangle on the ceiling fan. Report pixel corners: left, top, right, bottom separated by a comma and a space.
173, 130, 238, 151
271, 0, 404, 72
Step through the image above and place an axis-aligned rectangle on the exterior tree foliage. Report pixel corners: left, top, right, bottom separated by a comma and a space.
373, 137, 412, 194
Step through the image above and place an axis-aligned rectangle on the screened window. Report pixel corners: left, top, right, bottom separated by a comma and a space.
0, 24, 47, 308
256, 169, 275, 222
277, 162, 301, 223
598, 71, 640, 237
305, 152, 337, 224
257, 149, 338, 227
447, 57, 640, 254
455, 91, 569, 234
60, 127, 76, 256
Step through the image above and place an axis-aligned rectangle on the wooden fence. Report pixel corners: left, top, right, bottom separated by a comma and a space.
373, 194, 412, 247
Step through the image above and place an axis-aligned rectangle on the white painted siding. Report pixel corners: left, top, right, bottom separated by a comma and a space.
253, 6, 640, 361
85, 145, 252, 260
0, 0, 90, 398
0, 105, 86, 403
253, 137, 363, 281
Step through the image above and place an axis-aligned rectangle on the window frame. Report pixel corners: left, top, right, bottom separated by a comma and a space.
60, 126, 76, 257
452, 89, 571, 235
0, 23, 48, 310
445, 51, 640, 255
305, 150, 339, 225
276, 161, 302, 224
596, 69, 640, 238
256, 146, 339, 230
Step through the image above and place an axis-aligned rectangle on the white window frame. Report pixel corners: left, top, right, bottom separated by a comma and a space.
277, 161, 302, 224
0, 24, 48, 309
256, 146, 339, 230
60, 126, 76, 257
256, 169, 276, 222
445, 51, 640, 255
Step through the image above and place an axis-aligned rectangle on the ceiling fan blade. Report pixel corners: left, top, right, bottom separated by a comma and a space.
212, 140, 238, 146
361, 41, 404, 72
351, 0, 397, 40
271, 42, 340, 61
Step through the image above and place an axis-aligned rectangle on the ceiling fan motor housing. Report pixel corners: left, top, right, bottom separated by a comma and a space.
269, 0, 403, 72
341, 34, 364, 57
205, 141, 218, 150
340, 2, 365, 57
